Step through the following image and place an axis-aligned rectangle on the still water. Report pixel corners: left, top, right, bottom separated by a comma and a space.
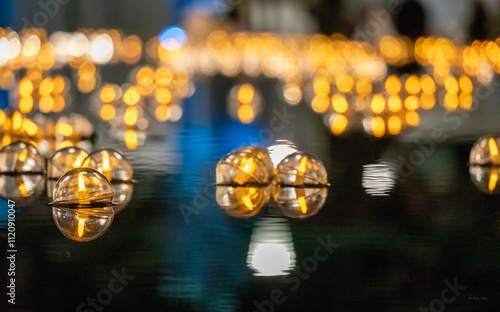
1, 89, 499, 312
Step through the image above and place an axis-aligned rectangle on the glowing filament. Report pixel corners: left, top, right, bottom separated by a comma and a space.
18, 149, 27, 162
78, 173, 86, 191
298, 196, 307, 214
73, 152, 87, 168
78, 218, 85, 237
489, 138, 498, 156
489, 171, 498, 192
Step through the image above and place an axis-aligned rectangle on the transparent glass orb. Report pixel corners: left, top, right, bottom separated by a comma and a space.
82, 149, 133, 182
0, 141, 45, 174
111, 183, 134, 214
267, 140, 298, 168
470, 136, 500, 165
273, 186, 327, 219
52, 207, 114, 242
469, 165, 500, 194
216, 146, 274, 185
0, 174, 44, 204
216, 185, 271, 218
52, 168, 114, 207
275, 152, 328, 186
48, 147, 89, 179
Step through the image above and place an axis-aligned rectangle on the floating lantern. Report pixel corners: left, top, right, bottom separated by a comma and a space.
216, 185, 271, 218
82, 149, 133, 182
51, 168, 114, 207
275, 152, 328, 186
470, 136, 500, 165
47, 146, 88, 179
216, 146, 274, 186
0, 141, 45, 174
0, 174, 44, 204
52, 206, 114, 242
273, 185, 327, 219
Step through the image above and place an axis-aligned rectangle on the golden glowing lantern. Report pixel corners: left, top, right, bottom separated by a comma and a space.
216, 146, 274, 186
51, 168, 114, 207
275, 152, 328, 186
52, 206, 114, 242
47, 147, 89, 179
273, 185, 327, 219
82, 149, 133, 182
0, 174, 44, 204
216, 185, 271, 218
470, 136, 500, 165
0, 141, 45, 174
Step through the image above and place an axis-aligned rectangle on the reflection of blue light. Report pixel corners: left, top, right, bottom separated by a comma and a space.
159, 26, 187, 50
0, 90, 8, 109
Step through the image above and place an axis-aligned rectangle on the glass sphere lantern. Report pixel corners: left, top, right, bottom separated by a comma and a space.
216, 146, 274, 186
0, 141, 45, 174
48, 147, 89, 179
470, 136, 500, 165
52, 168, 114, 207
273, 186, 327, 219
82, 149, 133, 182
52, 206, 114, 242
275, 152, 328, 186
216, 185, 271, 218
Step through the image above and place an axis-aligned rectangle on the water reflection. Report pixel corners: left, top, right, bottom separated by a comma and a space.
216, 185, 270, 218
111, 182, 134, 214
247, 217, 296, 276
362, 162, 396, 196
52, 206, 114, 242
273, 185, 327, 219
469, 165, 500, 194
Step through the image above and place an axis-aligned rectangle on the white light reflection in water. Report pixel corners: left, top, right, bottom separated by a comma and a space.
247, 217, 295, 276
362, 162, 396, 196
267, 140, 298, 168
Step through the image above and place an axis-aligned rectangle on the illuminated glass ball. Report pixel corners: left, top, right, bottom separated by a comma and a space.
216, 146, 274, 185
469, 165, 500, 194
0, 141, 45, 174
0, 175, 44, 204
470, 136, 500, 165
216, 185, 271, 218
48, 147, 89, 179
273, 186, 327, 219
110, 183, 134, 214
52, 207, 114, 242
83, 149, 133, 182
52, 168, 114, 207
275, 152, 328, 186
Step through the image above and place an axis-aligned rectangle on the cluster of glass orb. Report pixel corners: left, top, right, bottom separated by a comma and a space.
0, 141, 134, 242
215, 141, 329, 219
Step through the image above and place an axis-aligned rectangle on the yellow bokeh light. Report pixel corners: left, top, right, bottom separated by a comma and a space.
313, 76, 330, 96
387, 116, 402, 135
459, 92, 473, 110
52, 76, 65, 94
385, 75, 401, 94
124, 130, 138, 150
371, 94, 385, 114
330, 115, 348, 134
404, 95, 419, 111
420, 75, 436, 94
459, 75, 473, 93
331, 94, 348, 113
19, 78, 33, 97
12, 111, 22, 130
155, 104, 171, 121
371, 117, 385, 137
444, 75, 459, 94
155, 67, 173, 86
56, 123, 73, 137
405, 111, 420, 126
444, 93, 458, 110
100, 84, 116, 103
19, 96, 33, 113
311, 95, 329, 113
52, 95, 65, 112
39, 95, 55, 112
22, 118, 37, 136
336, 74, 353, 93
100, 104, 115, 121
420, 93, 435, 110
405, 75, 421, 94
387, 95, 402, 112
39, 77, 54, 96
123, 86, 141, 105
238, 104, 255, 124
136, 67, 155, 87
238, 84, 255, 104
356, 78, 372, 97
155, 88, 172, 104
124, 106, 138, 126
